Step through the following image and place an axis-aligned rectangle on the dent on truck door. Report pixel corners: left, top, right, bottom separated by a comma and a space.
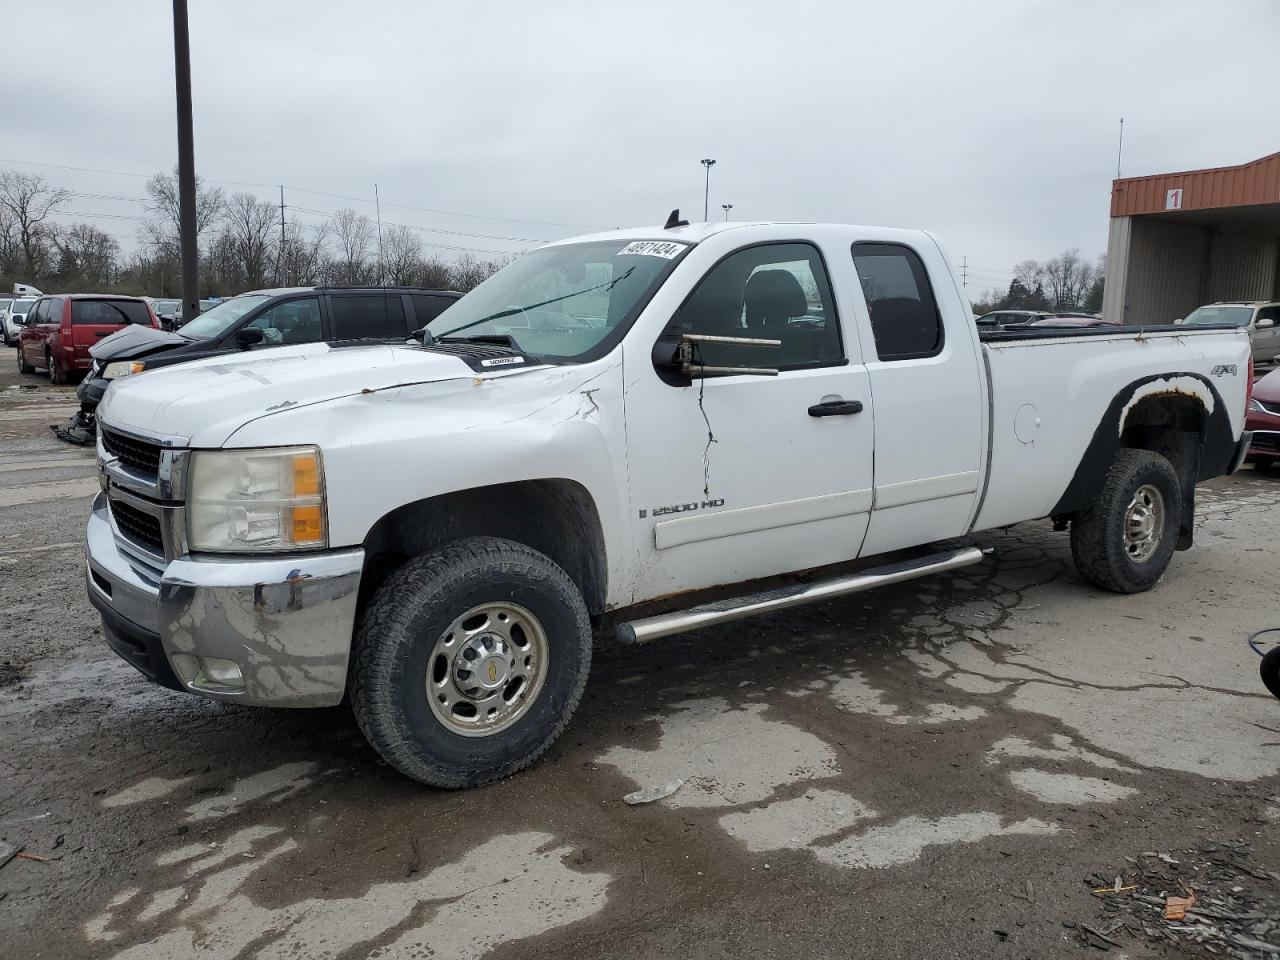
623, 241, 875, 601
852, 242, 985, 556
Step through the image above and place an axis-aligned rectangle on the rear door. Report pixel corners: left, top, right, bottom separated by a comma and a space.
850, 241, 986, 556
69, 299, 153, 368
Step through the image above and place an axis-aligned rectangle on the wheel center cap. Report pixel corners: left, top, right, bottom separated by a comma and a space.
457, 633, 511, 692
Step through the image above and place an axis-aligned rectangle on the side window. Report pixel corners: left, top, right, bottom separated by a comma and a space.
410, 294, 454, 326
852, 243, 944, 361
669, 242, 842, 371
32, 300, 50, 324
330, 294, 407, 339
245, 297, 322, 345
1256, 306, 1277, 325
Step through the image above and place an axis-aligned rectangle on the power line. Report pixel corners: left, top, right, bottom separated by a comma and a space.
0, 155, 602, 230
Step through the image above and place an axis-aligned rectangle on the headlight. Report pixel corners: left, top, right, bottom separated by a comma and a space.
187, 446, 327, 553
1249, 398, 1266, 414
103, 361, 145, 380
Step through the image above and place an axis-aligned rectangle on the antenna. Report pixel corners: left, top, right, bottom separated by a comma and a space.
1116, 117, 1124, 179
664, 209, 689, 230
374, 183, 385, 285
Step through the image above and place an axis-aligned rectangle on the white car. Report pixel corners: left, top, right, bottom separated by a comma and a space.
2, 297, 37, 347
87, 218, 1253, 788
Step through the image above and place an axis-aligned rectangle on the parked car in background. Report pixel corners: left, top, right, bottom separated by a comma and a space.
1027, 315, 1118, 329
1246, 367, 1280, 470
17, 295, 157, 383
76, 286, 461, 421
152, 299, 181, 329
975, 309, 1051, 327
3, 297, 39, 346
1180, 302, 1280, 363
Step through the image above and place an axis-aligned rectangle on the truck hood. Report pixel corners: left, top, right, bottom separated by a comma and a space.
98, 342, 498, 447
90, 324, 190, 361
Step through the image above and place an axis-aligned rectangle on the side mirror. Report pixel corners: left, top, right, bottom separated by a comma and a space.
651, 330, 781, 385
236, 327, 265, 348
1257, 317, 1275, 329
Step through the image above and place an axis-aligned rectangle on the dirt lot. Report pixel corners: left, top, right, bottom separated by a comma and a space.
2, 361, 1278, 960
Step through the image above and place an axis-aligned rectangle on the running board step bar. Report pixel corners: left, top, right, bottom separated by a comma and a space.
616, 545, 989, 644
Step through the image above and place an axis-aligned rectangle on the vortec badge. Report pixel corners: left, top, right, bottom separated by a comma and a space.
480, 356, 525, 367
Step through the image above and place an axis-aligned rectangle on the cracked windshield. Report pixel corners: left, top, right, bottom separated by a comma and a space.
428, 239, 683, 360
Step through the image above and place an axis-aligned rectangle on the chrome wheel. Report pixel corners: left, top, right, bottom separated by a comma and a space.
426, 601, 549, 737
1123, 483, 1165, 562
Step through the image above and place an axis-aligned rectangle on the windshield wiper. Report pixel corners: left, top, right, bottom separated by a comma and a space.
432, 266, 636, 340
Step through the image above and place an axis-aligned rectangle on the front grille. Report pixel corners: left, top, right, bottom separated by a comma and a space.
109, 498, 165, 554
102, 429, 162, 476
1251, 432, 1280, 453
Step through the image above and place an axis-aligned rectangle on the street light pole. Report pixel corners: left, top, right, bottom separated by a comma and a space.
700, 158, 716, 221
172, 0, 200, 321
721, 203, 734, 221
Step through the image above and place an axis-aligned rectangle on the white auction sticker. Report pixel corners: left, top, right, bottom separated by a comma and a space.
617, 240, 686, 259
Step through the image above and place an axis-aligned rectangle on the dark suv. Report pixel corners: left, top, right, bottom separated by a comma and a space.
76, 286, 460, 420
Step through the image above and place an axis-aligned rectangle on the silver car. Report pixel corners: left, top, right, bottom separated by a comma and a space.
1181, 302, 1280, 364
2, 297, 37, 347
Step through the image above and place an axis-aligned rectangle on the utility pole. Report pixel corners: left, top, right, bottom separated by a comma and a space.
277, 185, 286, 285
1116, 117, 1125, 179
700, 158, 716, 221
960, 256, 968, 287
374, 183, 384, 285
172, 0, 199, 321
721, 203, 733, 220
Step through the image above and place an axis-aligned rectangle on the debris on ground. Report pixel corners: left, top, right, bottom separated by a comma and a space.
623, 780, 684, 805
0, 841, 16, 869
1083, 844, 1280, 957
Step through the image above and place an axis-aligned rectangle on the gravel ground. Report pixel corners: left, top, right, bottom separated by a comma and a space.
1, 360, 1278, 960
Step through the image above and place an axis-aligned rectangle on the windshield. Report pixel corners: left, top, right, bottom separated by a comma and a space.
12, 298, 35, 316
1183, 305, 1253, 327
178, 295, 271, 339
426, 239, 687, 362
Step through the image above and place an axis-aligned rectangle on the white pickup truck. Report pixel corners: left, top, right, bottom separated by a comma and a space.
86, 218, 1255, 787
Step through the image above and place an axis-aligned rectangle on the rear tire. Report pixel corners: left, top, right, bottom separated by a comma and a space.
17, 347, 34, 374
47, 351, 65, 385
1262, 646, 1280, 700
1070, 449, 1182, 594
349, 537, 591, 788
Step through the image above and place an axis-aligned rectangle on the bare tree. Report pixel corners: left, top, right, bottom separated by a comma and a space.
278, 221, 329, 287
381, 225, 423, 286
330, 208, 373, 285
413, 256, 453, 290
214, 192, 279, 291
448, 253, 507, 292
1041, 249, 1096, 310
54, 223, 119, 288
141, 167, 225, 256
0, 172, 70, 280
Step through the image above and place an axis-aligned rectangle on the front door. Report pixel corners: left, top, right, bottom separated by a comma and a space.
623, 241, 875, 603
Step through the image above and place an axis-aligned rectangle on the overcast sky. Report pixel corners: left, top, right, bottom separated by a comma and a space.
5, 0, 1278, 295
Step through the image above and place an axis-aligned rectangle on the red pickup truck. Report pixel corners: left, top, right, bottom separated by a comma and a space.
18, 295, 157, 384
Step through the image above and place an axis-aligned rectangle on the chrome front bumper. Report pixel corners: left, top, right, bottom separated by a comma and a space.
86, 493, 364, 707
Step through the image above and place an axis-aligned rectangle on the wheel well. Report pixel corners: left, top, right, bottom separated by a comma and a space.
359, 479, 608, 616
1119, 395, 1206, 549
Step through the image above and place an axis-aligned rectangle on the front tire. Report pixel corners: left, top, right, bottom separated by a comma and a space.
1070, 449, 1182, 594
1262, 646, 1280, 700
349, 537, 591, 788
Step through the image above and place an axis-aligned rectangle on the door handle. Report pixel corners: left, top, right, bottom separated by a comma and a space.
808, 398, 863, 417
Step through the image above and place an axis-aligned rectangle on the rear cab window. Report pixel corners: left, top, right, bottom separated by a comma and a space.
851, 243, 944, 361
72, 300, 151, 325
